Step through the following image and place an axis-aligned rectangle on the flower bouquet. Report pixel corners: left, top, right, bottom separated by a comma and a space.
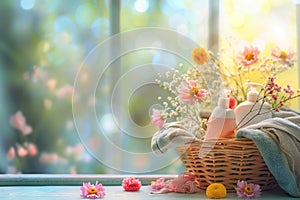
151, 40, 299, 192
151, 41, 298, 134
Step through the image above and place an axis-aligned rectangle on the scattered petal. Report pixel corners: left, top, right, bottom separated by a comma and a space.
150, 172, 201, 194
150, 178, 165, 193
7, 147, 16, 161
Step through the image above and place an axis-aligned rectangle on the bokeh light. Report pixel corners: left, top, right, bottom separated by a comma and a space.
100, 113, 118, 135
20, 0, 35, 10
54, 16, 76, 34
91, 18, 109, 38
134, 0, 149, 13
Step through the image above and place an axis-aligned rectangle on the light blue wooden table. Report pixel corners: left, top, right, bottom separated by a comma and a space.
0, 174, 295, 199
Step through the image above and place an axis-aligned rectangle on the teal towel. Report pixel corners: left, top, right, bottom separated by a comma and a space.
236, 113, 300, 197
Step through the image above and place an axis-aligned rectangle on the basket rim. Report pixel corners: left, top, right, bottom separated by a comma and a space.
182, 137, 255, 146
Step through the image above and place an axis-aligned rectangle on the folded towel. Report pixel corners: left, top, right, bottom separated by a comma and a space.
236, 109, 300, 197
151, 121, 197, 155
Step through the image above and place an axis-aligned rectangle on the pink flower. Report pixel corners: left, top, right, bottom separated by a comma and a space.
271, 94, 278, 101
16, 144, 28, 158
56, 84, 73, 99
80, 181, 105, 199
237, 45, 260, 66
7, 147, 16, 161
65, 143, 84, 158
26, 143, 38, 157
21, 125, 32, 135
10, 111, 27, 130
235, 180, 261, 198
39, 152, 59, 164
271, 47, 294, 64
151, 109, 164, 129
122, 177, 141, 192
150, 178, 166, 192
177, 80, 208, 105
265, 76, 281, 94
283, 84, 294, 97
10, 111, 32, 135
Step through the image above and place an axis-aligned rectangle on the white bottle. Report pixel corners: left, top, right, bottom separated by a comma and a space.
234, 82, 272, 129
205, 89, 236, 139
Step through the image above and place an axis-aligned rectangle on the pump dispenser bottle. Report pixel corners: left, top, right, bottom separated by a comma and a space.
234, 82, 272, 129
205, 90, 236, 139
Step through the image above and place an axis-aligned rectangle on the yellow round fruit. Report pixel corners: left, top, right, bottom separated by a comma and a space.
206, 183, 227, 199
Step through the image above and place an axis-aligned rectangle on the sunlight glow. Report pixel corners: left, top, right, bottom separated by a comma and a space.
134, 0, 149, 13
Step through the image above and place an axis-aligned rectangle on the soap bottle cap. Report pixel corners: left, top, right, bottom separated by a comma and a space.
218, 89, 230, 108
245, 82, 263, 102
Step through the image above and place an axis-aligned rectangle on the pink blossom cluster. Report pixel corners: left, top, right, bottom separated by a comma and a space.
10, 111, 32, 135
23, 66, 74, 101
264, 76, 282, 101
122, 177, 142, 192
39, 152, 59, 164
264, 76, 300, 109
7, 111, 38, 165
65, 143, 85, 159
7, 143, 38, 160
283, 84, 295, 97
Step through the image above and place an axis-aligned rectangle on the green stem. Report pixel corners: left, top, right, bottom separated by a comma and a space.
16, 158, 22, 173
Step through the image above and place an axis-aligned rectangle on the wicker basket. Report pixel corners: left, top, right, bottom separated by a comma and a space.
176, 138, 278, 192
